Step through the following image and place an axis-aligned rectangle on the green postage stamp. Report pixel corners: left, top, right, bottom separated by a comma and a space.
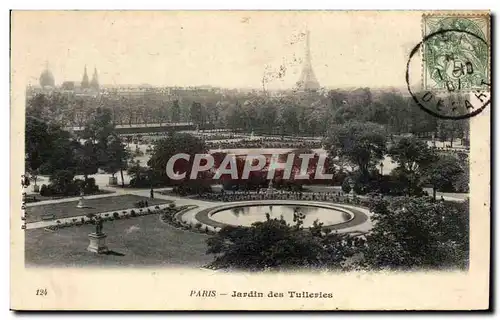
422, 14, 490, 91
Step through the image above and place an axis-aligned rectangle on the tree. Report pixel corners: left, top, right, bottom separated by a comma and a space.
325, 121, 387, 177
423, 154, 464, 199
378, 92, 410, 134
226, 102, 245, 131
74, 140, 99, 181
25, 116, 78, 177
80, 107, 114, 167
256, 102, 278, 134
190, 101, 203, 127
332, 105, 361, 124
171, 100, 181, 123
453, 153, 470, 193
364, 101, 390, 126
388, 137, 436, 196
361, 197, 469, 270
49, 170, 77, 196
349, 87, 372, 107
276, 103, 300, 135
127, 160, 148, 182
156, 102, 170, 125
26, 94, 50, 122
302, 100, 327, 136
25, 116, 54, 175
341, 178, 352, 194
102, 134, 130, 187
81, 107, 114, 144
206, 213, 357, 271
148, 133, 207, 182
26, 93, 71, 124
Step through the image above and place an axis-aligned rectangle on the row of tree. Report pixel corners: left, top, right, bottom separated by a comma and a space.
26, 102, 468, 198
328, 121, 469, 198
27, 88, 469, 144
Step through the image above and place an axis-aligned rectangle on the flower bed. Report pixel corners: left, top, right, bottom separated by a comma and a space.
159, 204, 217, 235
194, 191, 373, 208
206, 140, 323, 150
43, 204, 169, 232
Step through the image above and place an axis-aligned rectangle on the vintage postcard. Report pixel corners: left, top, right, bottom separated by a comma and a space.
10, 10, 490, 310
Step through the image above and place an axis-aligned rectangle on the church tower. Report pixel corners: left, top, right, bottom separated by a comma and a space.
90, 67, 99, 90
39, 61, 55, 88
81, 65, 90, 89
296, 30, 320, 91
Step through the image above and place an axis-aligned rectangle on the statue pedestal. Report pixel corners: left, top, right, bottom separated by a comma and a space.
266, 184, 274, 195
87, 233, 108, 254
266, 180, 275, 195
76, 198, 87, 208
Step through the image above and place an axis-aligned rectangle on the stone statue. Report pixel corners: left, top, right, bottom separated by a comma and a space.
87, 216, 108, 253
266, 180, 274, 195
95, 217, 104, 235
76, 188, 87, 208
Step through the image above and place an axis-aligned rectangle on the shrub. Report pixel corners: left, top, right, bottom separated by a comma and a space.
40, 184, 52, 197
49, 170, 75, 195
341, 178, 352, 194
113, 212, 120, 219
353, 182, 367, 195
169, 203, 176, 209
130, 210, 137, 217
74, 178, 85, 191
83, 177, 99, 195
195, 222, 202, 229
135, 200, 149, 208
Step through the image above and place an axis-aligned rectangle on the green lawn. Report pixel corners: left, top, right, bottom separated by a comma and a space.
25, 214, 213, 267
25, 189, 115, 203
25, 195, 170, 223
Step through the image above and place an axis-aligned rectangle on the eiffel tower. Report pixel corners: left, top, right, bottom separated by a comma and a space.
297, 30, 320, 91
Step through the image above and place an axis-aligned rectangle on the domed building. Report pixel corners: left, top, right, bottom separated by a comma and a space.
39, 63, 55, 88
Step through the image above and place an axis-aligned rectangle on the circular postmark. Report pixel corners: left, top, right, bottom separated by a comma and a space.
406, 26, 490, 120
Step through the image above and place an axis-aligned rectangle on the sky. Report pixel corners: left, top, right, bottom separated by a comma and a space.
12, 11, 423, 90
